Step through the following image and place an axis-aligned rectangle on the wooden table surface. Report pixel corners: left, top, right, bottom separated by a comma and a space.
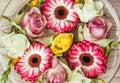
109, 0, 120, 83
0, 0, 120, 83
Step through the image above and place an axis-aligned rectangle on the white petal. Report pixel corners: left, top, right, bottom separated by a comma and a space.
65, 0, 73, 9
60, 21, 65, 29
95, 1, 103, 10
33, 68, 39, 75
74, 4, 84, 22
27, 68, 33, 77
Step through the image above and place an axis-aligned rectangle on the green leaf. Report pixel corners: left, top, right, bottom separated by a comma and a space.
0, 16, 25, 34
38, 0, 44, 6
110, 41, 120, 49
105, 41, 120, 56
92, 39, 113, 47
8, 57, 13, 66
91, 78, 105, 83
36, 74, 45, 83
83, 24, 92, 40
0, 67, 11, 83
80, 0, 86, 4
105, 45, 111, 56
13, 13, 25, 24
78, 25, 84, 41
68, 67, 91, 83
35, 35, 55, 46
0, 58, 13, 83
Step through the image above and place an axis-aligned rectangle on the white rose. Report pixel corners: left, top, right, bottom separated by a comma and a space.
74, 0, 103, 23
0, 32, 30, 58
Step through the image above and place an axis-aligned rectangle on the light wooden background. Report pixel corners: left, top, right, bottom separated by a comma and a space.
0, 0, 120, 83
109, 0, 120, 83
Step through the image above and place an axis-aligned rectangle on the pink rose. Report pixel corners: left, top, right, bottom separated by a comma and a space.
21, 7, 47, 38
84, 17, 112, 41
44, 58, 66, 83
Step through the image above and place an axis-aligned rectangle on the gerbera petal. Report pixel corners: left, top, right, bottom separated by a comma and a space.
60, 21, 66, 29
67, 40, 107, 78
93, 62, 105, 72
41, 0, 79, 33
14, 42, 53, 82
65, 0, 73, 8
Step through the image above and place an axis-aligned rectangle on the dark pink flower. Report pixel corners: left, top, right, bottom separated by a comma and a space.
67, 40, 107, 78
21, 7, 47, 38
44, 58, 66, 83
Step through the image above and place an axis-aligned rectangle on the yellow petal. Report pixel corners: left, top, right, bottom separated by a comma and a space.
28, 0, 39, 6
12, 58, 19, 65
75, 0, 80, 3
51, 33, 73, 56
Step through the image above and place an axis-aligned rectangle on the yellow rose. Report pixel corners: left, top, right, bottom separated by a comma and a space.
51, 33, 73, 56
28, 0, 39, 6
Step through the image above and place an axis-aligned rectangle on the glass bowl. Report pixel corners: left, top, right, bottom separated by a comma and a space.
0, 0, 120, 83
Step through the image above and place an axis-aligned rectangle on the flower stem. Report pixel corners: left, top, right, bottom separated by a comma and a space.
36, 73, 44, 83
0, 16, 25, 34
0, 58, 13, 83
105, 41, 120, 56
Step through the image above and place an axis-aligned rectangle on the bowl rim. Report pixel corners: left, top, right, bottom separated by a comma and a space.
0, 0, 120, 83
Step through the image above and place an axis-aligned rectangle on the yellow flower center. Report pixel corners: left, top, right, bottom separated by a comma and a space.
51, 33, 73, 56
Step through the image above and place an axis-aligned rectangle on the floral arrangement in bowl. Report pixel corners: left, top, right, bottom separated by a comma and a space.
0, 0, 120, 83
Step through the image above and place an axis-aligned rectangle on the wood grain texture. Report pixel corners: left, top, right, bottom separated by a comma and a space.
109, 0, 120, 17
109, 0, 120, 83
0, 0, 11, 15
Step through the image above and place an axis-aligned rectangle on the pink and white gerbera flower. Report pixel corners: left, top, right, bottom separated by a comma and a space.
41, 0, 79, 33
14, 42, 53, 82
67, 40, 107, 78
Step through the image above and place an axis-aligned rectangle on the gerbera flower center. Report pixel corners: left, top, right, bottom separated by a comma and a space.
79, 53, 94, 66
54, 6, 68, 20
28, 54, 41, 67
